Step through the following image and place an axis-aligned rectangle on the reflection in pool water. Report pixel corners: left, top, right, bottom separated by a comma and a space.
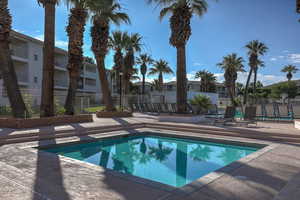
44, 134, 258, 187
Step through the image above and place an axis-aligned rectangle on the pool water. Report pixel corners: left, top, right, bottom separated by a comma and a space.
43, 134, 259, 187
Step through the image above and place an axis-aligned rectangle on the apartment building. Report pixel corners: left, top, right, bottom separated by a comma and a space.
0, 31, 103, 107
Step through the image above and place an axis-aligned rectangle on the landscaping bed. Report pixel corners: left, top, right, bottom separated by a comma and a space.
0, 114, 93, 129
96, 111, 132, 118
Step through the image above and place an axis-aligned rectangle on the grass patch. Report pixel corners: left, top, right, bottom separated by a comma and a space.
84, 106, 105, 113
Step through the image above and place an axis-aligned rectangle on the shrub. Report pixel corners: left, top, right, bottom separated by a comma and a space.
189, 94, 212, 114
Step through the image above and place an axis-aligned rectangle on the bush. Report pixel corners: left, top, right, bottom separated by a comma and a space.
54, 97, 66, 115
23, 93, 34, 118
189, 94, 212, 114
0, 105, 12, 116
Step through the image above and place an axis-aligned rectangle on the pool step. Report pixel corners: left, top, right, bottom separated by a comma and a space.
146, 123, 300, 144
1, 122, 300, 145
0, 124, 145, 145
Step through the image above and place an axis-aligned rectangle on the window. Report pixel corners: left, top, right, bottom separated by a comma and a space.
34, 54, 38, 61
2, 84, 7, 97
34, 76, 38, 83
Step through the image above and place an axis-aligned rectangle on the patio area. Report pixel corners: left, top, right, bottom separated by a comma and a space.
0, 113, 300, 200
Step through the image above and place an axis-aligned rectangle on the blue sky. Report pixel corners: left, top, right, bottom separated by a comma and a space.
9, 0, 300, 85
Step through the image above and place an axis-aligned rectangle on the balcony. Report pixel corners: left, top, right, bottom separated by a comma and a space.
14, 61, 29, 85
83, 78, 97, 92
54, 54, 68, 71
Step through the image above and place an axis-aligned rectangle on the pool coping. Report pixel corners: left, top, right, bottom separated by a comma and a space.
22, 127, 278, 197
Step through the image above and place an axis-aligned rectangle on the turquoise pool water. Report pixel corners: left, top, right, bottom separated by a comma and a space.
43, 134, 259, 187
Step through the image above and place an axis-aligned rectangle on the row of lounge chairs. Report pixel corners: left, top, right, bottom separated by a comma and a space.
214, 106, 257, 126
131, 102, 299, 122
256, 103, 294, 121
130, 103, 194, 114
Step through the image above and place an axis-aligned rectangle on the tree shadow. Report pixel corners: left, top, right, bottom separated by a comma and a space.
32, 126, 71, 200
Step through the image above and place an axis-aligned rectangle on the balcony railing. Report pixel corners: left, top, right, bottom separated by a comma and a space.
10, 45, 28, 59
54, 79, 68, 87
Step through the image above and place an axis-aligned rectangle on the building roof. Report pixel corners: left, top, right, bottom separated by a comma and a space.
11, 30, 67, 55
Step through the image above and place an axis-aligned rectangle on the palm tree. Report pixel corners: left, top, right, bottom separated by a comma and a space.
149, 140, 173, 162
123, 33, 143, 95
64, 0, 89, 115
89, 0, 130, 111
148, 0, 211, 113
136, 53, 153, 95
0, 0, 27, 118
195, 70, 217, 92
244, 40, 268, 105
281, 65, 298, 81
218, 53, 245, 105
38, 0, 59, 117
109, 30, 127, 93
148, 59, 173, 92
297, 0, 300, 13
189, 145, 212, 161
151, 79, 160, 91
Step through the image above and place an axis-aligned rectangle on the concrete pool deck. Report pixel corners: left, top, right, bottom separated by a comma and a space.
0, 113, 300, 200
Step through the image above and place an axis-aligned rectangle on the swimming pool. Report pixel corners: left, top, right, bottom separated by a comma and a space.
43, 134, 259, 187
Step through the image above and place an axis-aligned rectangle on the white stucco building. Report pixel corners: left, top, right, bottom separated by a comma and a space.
0, 31, 105, 108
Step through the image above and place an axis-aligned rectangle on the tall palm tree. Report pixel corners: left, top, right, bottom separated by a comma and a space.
123, 33, 143, 95
218, 53, 245, 105
195, 70, 217, 92
151, 79, 160, 91
136, 53, 153, 95
64, 0, 89, 115
252, 59, 265, 96
281, 65, 298, 81
109, 30, 127, 93
244, 40, 268, 105
0, 0, 27, 118
148, 0, 211, 113
38, 0, 59, 117
89, 0, 130, 111
148, 59, 173, 92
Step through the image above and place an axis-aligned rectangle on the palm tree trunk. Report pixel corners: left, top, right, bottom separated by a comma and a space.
40, 2, 55, 117
96, 56, 116, 112
158, 72, 163, 92
64, 7, 87, 115
253, 67, 258, 103
0, 42, 28, 118
142, 74, 145, 95
0, 0, 27, 118
176, 46, 187, 113
65, 72, 79, 115
243, 68, 253, 105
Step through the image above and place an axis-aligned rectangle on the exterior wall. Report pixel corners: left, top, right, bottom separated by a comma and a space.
0, 31, 103, 107
150, 91, 218, 105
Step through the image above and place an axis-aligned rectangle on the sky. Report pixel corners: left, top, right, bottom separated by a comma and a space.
9, 0, 300, 86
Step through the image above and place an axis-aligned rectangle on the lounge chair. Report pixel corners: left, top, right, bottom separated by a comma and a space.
214, 106, 236, 125
256, 104, 265, 120
236, 106, 257, 126
264, 104, 277, 121
170, 103, 177, 113
278, 104, 293, 121
186, 103, 194, 114
291, 104, 300, 119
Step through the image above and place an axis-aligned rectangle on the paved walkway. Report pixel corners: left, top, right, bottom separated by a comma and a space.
0, 113, 299, 200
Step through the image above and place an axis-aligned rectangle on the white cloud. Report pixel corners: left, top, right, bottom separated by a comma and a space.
193, 62, 203, 67
144, 71, 291, 86
34, 34, 68, 49
287, 54, 300, 63
270, 57, 277, 61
